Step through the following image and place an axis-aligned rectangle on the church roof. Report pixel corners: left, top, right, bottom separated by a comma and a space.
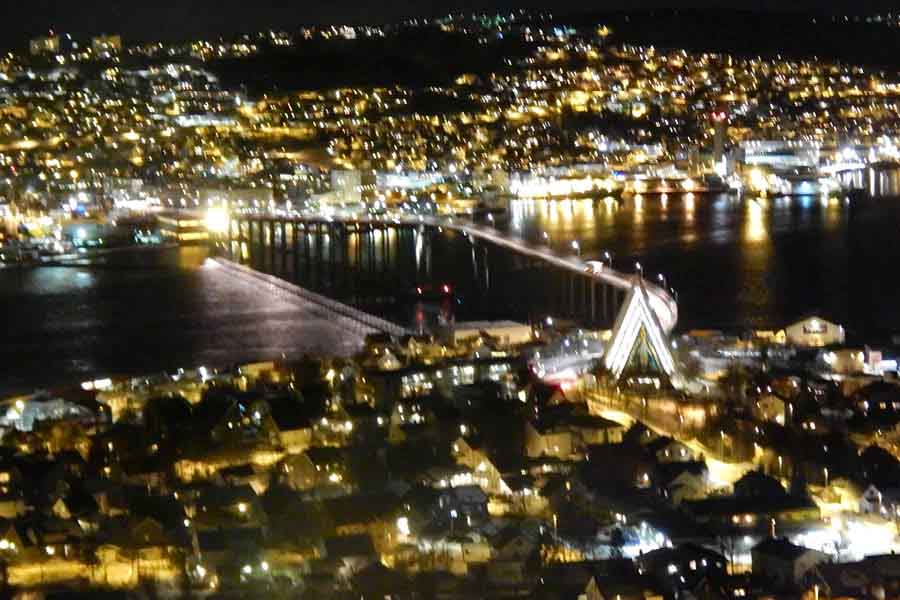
604, 284, 678, 382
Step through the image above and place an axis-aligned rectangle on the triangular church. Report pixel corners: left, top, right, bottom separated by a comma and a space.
603, 284, 680, 389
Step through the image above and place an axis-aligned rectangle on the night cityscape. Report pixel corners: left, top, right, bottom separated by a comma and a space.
4, 2, 900, 599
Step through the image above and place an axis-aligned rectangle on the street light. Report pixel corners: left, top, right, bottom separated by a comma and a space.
657, 273, 667, 288
571, 240, 581, 256
541, 231, 551, 246
824, 467, 829, 488
486, 213, 495, 228
603, 250, 613, 264
635, 261, 643, 279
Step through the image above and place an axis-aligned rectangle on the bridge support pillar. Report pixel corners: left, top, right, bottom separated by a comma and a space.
291, 221, 299, 279
279, 221, 287, 273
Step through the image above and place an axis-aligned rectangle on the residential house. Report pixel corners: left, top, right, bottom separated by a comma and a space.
859, 483, 900, 518
637, 543, 727, 598
323, 493, 402, 554
683, 494, 820, 531
266, 396, 313, 454
734, 470, 787, 500
525, 405, 625, 459
323, 533, 379, 579
654, 461, 709, 505
751, 537, 828, 589
646, 437, 696, 464
191, 484, 267, 531
451, 437, 510, 495
277, 447, 353, 495
0, 464, 26, 518
485, 526, 541, 588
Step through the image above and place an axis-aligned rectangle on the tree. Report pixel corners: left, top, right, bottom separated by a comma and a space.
610, 528, 626, 558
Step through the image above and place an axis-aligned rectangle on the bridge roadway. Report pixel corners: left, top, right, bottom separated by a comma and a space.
234, 211, 679, 332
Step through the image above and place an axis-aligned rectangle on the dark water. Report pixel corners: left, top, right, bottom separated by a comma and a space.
3, 189, 900, 393
0, 247, 370, 395
244, 192, 900, 339
504, 193, 899, 335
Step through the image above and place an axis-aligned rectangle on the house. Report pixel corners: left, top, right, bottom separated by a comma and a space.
755, 394, 787, 424
323, 493, 402, 553
277, 447, 353, 494
534, 561, 663, 600
859, 484, 900, 517
734, 470, 787, 500
103, 513, 190, 562
323, 534, 378, 578
638, 543, 726, 598
811, 554, 900, 600
0, 464, 27, 518
265, 396, 313, 454
218, 464, 270, 495
503, 475, 550, 515
683, 494, 820, 531
646, 437, 695, 464
654, 462, 708, 505
6, 516, 89, 566
525, 405, 625, 459
451, 437, 510, 495
488, 525, 540, 563
196, 528, 264, 578
781, 316, 845, 348
751, 537, 828, 589
586, 443, 656, 489
191, 484, 267, 530
439, 485, 488, 521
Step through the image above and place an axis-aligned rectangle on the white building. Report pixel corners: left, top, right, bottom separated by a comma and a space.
741, 140, 820, 170
781, 316, 845, 348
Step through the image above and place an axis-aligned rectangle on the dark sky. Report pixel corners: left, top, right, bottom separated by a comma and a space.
0, 0, 896, 47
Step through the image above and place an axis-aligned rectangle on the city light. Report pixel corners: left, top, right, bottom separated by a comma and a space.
205, 207, 230, 234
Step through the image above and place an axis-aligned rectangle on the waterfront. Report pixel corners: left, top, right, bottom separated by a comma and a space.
247, 191, 900, 337
4, 191, 900, 394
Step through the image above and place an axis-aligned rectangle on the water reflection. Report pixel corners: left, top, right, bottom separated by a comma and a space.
503, 190, 895, 332
745, 198, 767, 243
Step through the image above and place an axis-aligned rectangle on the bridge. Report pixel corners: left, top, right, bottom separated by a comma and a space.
222, 212, 678, 332
819, 160, 868, 176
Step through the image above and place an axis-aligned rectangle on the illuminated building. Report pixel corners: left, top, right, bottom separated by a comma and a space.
30, 35, 60, 56
780, 316, 845, 348
91, 35, 123, 57
740, 140, 820, 170
157, 211, 209, 243
603, 284, 680, 389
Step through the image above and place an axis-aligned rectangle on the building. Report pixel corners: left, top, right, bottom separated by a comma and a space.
451, 321, 533, 347
525, 405, 625, 459
741, 140, 821, 170
781, 316, 845, 348
30, 35, 60, 56
92, 35, 122, 57
602, 284, 680, 390
330, 169, 375, 204
751, 537, 828, 589
156, 210, 209, 244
